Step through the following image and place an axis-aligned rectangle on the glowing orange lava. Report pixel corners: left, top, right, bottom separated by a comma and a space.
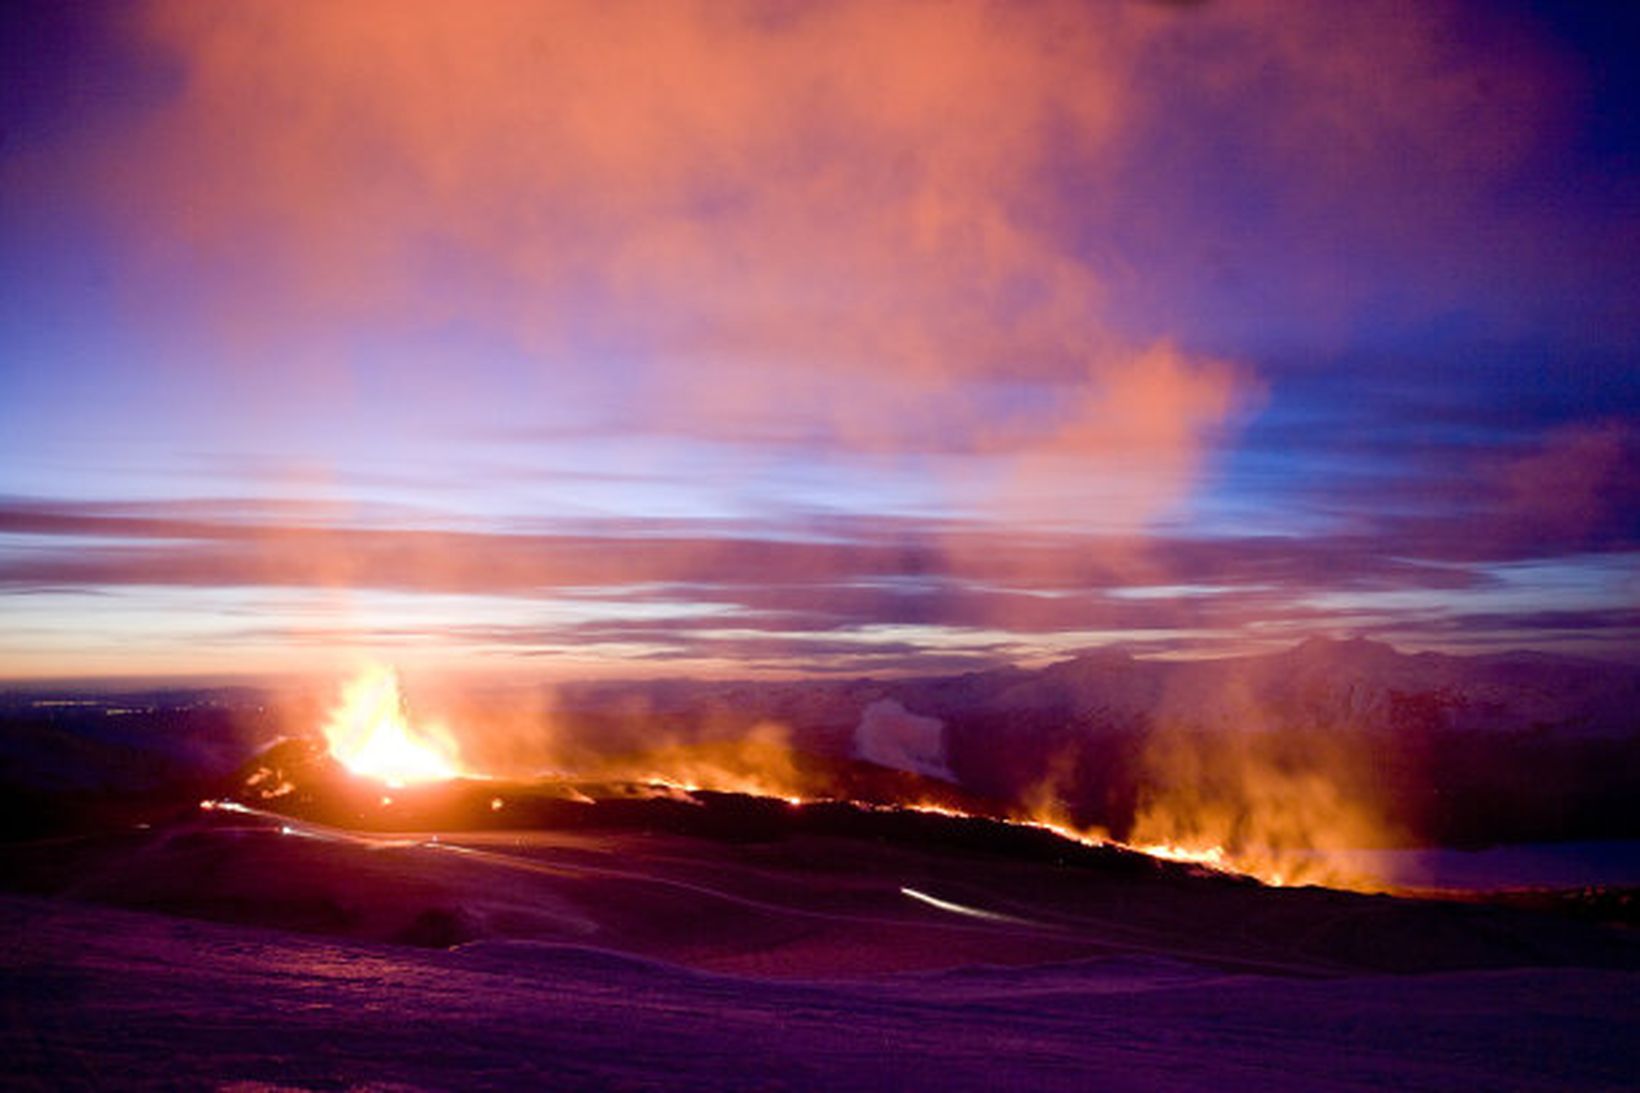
308, 668, 1385, 891
321, 666, 463, 787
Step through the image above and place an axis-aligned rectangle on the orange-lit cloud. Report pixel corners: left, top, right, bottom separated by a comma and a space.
75, 1, 1474, 528
77, 1, 1570, 526
1497, 421, 1638, 545
6, 1, 1621, 678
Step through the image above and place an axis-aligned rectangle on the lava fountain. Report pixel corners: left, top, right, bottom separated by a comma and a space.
321, 665, 463, 787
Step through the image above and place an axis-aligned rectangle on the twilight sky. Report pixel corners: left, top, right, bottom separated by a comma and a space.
2, 0, 1637, 681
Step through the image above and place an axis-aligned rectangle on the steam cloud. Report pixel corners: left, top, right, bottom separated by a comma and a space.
85, 0, 1285, 531
77, 1, 1564, 532
853, 699, 955, 784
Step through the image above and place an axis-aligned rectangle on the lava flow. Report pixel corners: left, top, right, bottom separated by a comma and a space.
296, 666, 1387, 893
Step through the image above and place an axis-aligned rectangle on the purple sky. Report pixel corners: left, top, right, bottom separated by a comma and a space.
2, 1, 1637, 681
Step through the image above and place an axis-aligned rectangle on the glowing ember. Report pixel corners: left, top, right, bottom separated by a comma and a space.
1131, 841, 1230, 871
321, 665, 462, 787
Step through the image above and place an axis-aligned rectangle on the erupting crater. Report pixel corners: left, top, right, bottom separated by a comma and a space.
321, 666, 463, 787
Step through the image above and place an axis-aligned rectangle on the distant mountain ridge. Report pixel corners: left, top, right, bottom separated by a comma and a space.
552, 636, 1640, 742
963, 638, 1640, 738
